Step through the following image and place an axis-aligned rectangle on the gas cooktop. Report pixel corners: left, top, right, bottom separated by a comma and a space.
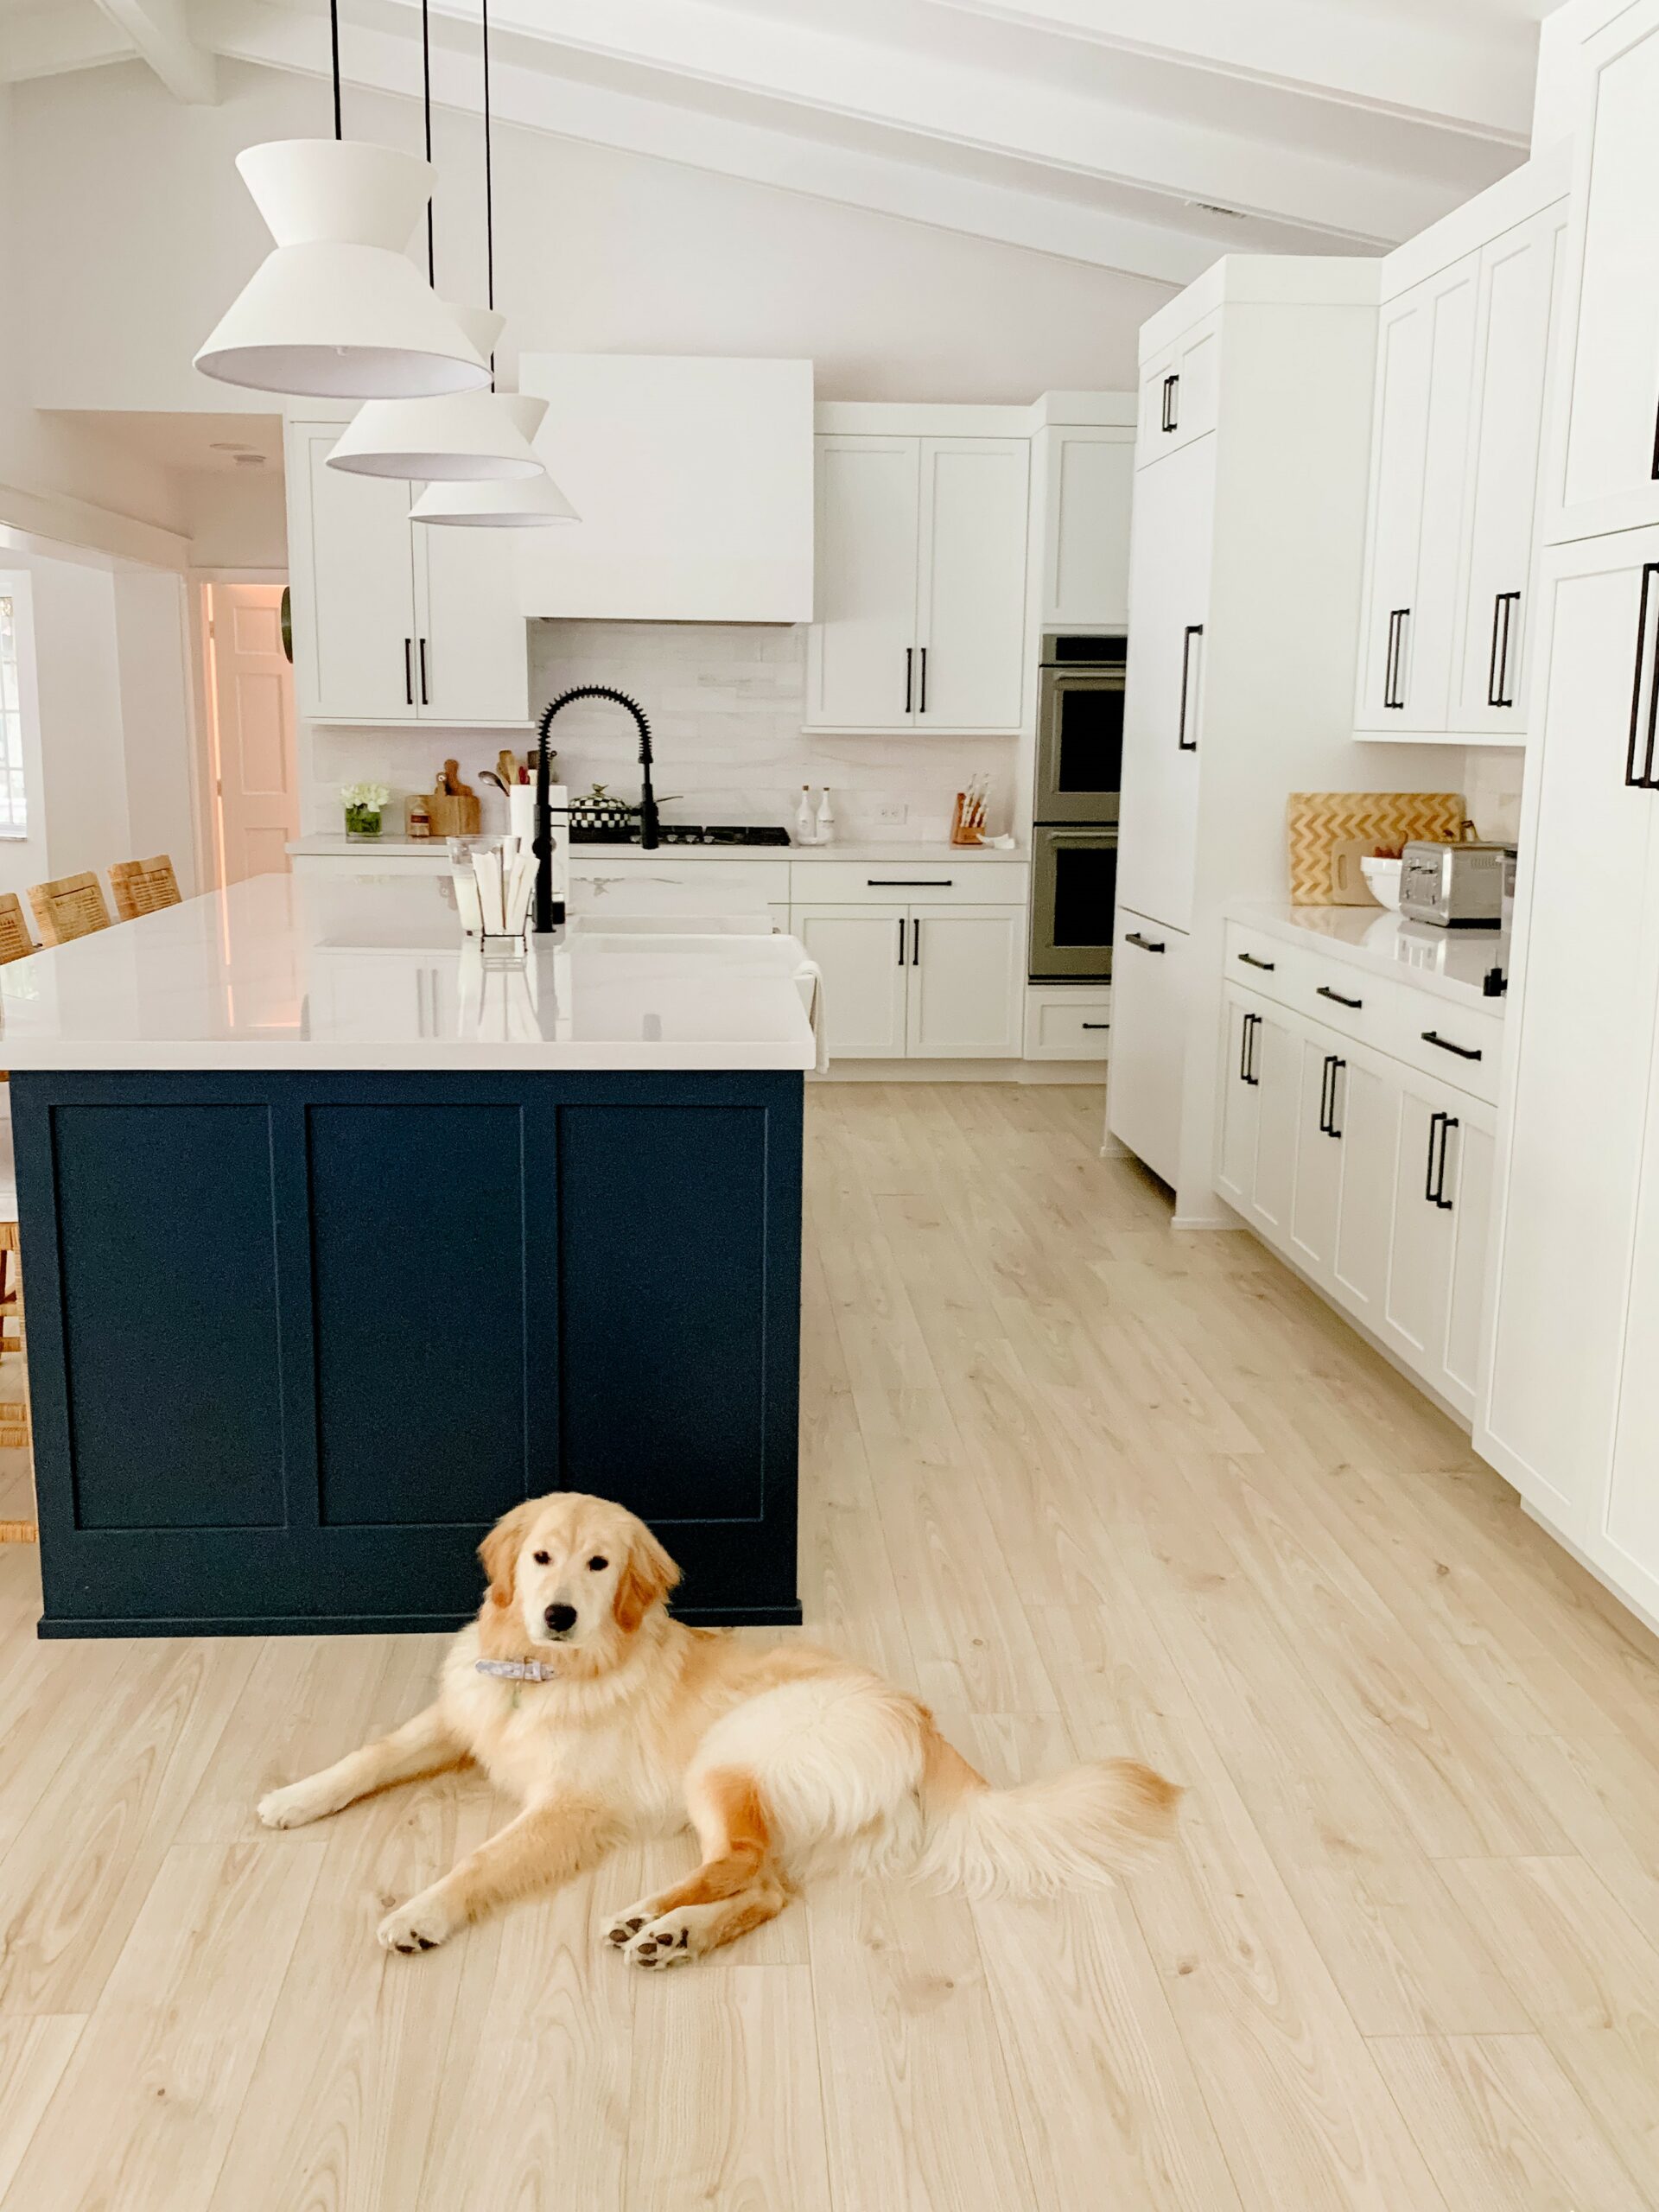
571, 823, 792, 848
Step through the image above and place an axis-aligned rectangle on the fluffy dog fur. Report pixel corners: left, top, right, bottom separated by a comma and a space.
258, 1491, 1180, 1965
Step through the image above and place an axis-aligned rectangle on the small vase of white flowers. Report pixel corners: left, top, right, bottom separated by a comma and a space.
342, 781, 390, 840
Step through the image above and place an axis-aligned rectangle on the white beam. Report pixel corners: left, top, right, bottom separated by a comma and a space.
200, 0, 1227, 285
92, 0, 216, 101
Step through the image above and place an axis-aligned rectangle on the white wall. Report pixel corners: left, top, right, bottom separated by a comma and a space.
15, 60, 1176, 416
112, 569, 199, 892
0, 569, 50, 900
182, 470, 289, 571
30, 555, 130, 882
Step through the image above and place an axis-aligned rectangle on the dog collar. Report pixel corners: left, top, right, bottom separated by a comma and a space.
475, 1658, 559, 1683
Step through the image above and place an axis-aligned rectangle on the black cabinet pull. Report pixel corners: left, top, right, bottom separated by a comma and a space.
1626, 563, 1659, 791
1319, 1053, 1346, 1139
1384, 607, 1410, 709
1124, 931, 1165, 953
896, 918, 906, 966
1421, 1029, 1482, 1062
912, 918, 921, 966
404, 637, 414, 707
868, 879, 951, 887
905, 646, 913, 716
1236, 950, 1275, 971
1240, 1011, 1261, 1086
1179, 625, 1202, 752
1161, 372, 1179, 433
1317, 984, 1363, 1009
418, 636, 429, 705
1081, 1021, 1110, 1030
1488, 591, 1521, 709
918, 646, 928, 715
1424, 1109, 1458, 1211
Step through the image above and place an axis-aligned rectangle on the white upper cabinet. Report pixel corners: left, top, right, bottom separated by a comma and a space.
286, 420, 529, 728
1036, 426, 1134, 628
1550, 0, 1659, 543
1135, 313, 1219, 468
805, 431, 1029, 734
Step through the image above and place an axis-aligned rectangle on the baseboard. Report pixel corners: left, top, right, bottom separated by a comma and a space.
812, 1059, 1102, 1084
1520, 1506, 1659, 1649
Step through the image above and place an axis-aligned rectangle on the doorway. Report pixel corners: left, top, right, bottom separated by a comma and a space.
202, 582, 299, 887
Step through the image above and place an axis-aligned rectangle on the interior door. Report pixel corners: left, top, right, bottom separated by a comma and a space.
207, 583, 299, 886
1452, 204, 1567, 735
804, 437, 920, 730
413, 524, 530, 726
914, 438, 1030, 732
906, 906, 1023, 1058
791, 905, 909, 1059
291, 425, 417, 723
1116, 435, 1213, 931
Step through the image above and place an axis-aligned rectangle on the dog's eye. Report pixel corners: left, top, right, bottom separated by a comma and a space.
587, 1554, 608, 1572
531, 1550, 550, 1566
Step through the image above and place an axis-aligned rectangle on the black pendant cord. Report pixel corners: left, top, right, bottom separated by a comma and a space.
482, 0, 496, 382
329, 0, 342, 137
422, 0, 435, 284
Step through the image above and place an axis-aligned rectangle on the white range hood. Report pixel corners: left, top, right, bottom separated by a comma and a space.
513, 353, 814, 622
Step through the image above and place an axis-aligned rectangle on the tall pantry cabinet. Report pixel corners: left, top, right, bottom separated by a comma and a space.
1479, 0, 1659, 1631
1108, 259, 1460, 1220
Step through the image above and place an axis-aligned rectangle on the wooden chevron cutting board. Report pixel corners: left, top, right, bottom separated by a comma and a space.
1287, 791, 1468, 905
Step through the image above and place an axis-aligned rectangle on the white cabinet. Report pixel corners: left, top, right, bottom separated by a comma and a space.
1116, 435, 1213, 932
792, 905, 910, 1058
1036, 426, 1134, 627
1024, 985, 1111, 1061
1330, 1056, 1400, 1328
791, 874, 1027, 1063
806, 434, 1029, 734
1550, 0, 1659, 543
1136, 314, 1219, 468
906, 907, 1024, 1058
286, 420, 530, 728
1108, 917, 1190, 1188
1288, 1033, 1345, 1280
1382, 1080, 1495, 1421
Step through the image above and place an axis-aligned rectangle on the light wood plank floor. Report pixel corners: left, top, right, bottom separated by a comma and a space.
4, 1084, 1659, 2209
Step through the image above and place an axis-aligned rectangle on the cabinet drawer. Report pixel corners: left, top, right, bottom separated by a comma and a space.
1379, 997, 1503, 1103
792, 861, 1027, 906
1222, 922, 1306, 1010
1024, 988, 1110, 1060
570, 858, 792, 904
1284, 954, 1407, 1051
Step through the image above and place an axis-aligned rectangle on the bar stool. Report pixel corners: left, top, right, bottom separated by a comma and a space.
109, 854, 182, 921
27, 871, 111, 947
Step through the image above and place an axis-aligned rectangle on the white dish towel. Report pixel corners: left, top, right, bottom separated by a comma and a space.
791, 955, 830, 1074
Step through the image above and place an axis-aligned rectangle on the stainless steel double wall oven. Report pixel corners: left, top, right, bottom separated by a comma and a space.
1030, 632, 1123, 981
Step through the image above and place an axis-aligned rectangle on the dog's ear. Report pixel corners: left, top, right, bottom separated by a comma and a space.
613, 1522, 681, 1635
480, 1501, 536, 1611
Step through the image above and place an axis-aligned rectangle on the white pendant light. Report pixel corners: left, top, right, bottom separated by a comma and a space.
326, 309, 543, 478
193, 3, 488, 400
411, 399, 579, 525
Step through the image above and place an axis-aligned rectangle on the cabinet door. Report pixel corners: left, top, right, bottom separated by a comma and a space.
1604, 1005, 1659, 1609
791, 905, 909, 1059
1480, 528, 1659, 1533
413, 524, 530, 726
805, 437, 920, 731
906, 906, 1023, 1058
289, 426, 417, 723
1382, 1080, 1458, 1381
1136, 320, 1218, 467
1554, 3, 1659, 540
1039, 427, 1133, 628
1355, 262, 1478, 734
1106, 914, 1188, 1188
1331, 1054, 1401, 1328
1247, 1007, 1300, 1243
914, 439, 1030, 733
1452, 205, 1568, 737
1116, 436, 1214, 931
1216, 990, 1263, 1212
1136, 345, 1177, 468
1289, 1035, 1345, 1281
1440, 1111, 1495, 1418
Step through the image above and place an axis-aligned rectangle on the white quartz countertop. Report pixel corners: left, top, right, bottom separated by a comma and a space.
289, 835, 1024, 866
1227, 900, 1510, 1013
0, 874, 818, 1072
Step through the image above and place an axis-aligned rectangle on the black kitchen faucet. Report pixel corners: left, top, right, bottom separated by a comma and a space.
533, 685, 659, 931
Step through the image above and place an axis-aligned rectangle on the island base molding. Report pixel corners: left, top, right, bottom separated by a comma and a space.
13, 1068, 804, 1637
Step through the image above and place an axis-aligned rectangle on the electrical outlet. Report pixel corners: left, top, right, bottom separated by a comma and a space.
870, 801, 908, 826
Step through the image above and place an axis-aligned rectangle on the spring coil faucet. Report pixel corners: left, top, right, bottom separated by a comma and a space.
533, 685, 659, 932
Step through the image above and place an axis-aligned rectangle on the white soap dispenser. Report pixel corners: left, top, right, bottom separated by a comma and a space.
795, 785, 817, 845
814, 787, 836, 846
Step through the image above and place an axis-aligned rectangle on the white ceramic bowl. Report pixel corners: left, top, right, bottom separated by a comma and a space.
1361, 856, 1403, 911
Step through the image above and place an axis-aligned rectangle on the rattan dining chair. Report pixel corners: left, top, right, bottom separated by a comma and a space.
108, 853, 182, 922
27, 871, 111, 947
0, 893, 35, 969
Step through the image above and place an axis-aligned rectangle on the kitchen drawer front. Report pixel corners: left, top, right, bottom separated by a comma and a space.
792, 861, 1027, 906
1024, 988, 1111, 1060
1222, 922, 1308, 1011
1283, 953, 1408, 1052
570, 858, 793, 904
1378, 996, 1503, 1103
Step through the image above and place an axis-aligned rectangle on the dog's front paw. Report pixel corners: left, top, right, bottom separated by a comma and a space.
622, 1910, 699, 1969
378, 1892, 455, 1955
603, 1896, 662, 1952
258, 1781, 333, 1830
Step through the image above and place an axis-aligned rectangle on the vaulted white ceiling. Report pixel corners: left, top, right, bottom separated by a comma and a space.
1, 0, 1548, 283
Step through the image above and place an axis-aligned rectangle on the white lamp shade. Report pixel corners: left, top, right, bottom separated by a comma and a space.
410, 469, 578, 529
327, 310, 543, 478
194, 141, 491, 400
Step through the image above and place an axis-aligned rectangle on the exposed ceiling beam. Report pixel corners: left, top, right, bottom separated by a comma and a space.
0, 3, 134, 85
930, 0, 1535, 144
92, 0, 217, 100
201, 0, 1225, 285
420, 0, 1446, 243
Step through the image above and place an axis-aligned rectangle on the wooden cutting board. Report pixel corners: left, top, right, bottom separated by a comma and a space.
1287, 791, 1467, 905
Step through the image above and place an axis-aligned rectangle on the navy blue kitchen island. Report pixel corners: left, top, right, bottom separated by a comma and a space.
3, 875, 813, 1636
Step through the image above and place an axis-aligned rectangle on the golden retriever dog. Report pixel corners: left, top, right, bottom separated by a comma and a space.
258, 1491, 1179, 1966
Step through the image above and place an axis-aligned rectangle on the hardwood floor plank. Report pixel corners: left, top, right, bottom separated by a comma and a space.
0, 2016, 83, 2202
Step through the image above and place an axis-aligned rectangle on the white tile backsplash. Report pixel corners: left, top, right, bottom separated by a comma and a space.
1462, 746, 1525, 845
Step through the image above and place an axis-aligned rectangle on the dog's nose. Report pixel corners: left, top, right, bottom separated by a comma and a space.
543, 1603, 577, 1636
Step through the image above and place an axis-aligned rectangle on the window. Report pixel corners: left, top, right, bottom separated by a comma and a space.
0, 592, 27, 837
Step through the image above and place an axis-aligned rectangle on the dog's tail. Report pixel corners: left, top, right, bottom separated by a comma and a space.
912, 1725, 1180, 1898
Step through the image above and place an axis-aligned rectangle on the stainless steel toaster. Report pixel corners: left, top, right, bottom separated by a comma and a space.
1398, 840, 1509, 929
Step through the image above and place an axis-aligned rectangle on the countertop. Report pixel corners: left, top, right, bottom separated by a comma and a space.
1228, 900, 1510, 1013
0, 874, 818, 1073
288, 834, 1025, 867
